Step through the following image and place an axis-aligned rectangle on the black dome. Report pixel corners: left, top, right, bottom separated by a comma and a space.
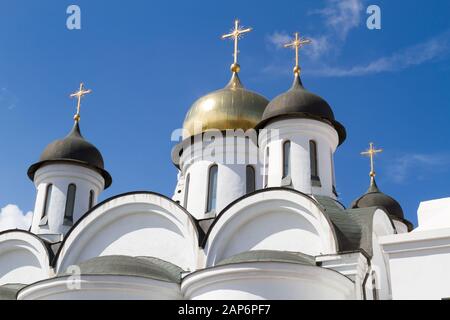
351, 178, 404, 220
28, 122, 112, 188
257, 75, 346, 145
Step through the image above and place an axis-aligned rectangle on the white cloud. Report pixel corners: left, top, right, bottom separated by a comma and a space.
265, 0, 364, 69
266, 31, 292, 49
264, 30, 450, 78
266, 31, 330, 60
264, 1, 450, 77
311, 31, 450, 77
0, 88, 18, 110
387, 153, 450, 184
310, 0, 363, 40
0, 205, 33, 232
306, 35, 331, 61
266, 0, 362, 56
265, 32, 331, 66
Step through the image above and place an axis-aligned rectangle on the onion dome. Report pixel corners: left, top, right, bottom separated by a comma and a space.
256, 74, 346, 145
182, 19, 268, 139
182, 72, 269, 139
351, 177, 404, 220
28, 121, 112, 188
354, 143, 405, 221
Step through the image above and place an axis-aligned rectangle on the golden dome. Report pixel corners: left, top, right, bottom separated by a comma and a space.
183, 73, 269, 139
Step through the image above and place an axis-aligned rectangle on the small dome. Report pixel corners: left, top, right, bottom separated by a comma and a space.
351, 178, 404, 220
182, 73, 269, 139
28, 122, 112, 188
257, 74, 346, 145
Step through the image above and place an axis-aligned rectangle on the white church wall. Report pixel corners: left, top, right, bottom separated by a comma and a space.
0, 231, 51, 286
392, 219, 409, 234
204, 189, 338, 266
259, 119, 338, 198
317, 251, 370, 300
31, 164, 104, 235
179, 134, 261, 220
380, 227, 450, 300
56, 193, 200, 273
18, 275, 183, 300
370, 209, 397, 300
262, 135, 311, 192
417, 197, 450, 231
182, 262, 355, 300
183, 160, 210, 218
172, 171, 185, 205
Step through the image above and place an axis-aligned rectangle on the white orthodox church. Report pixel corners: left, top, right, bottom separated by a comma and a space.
1, 22, 450, 300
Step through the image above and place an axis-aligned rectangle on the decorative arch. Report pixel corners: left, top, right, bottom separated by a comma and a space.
55, 192, 200, 273
203, 188, 339, 267
0, 230, 51, 285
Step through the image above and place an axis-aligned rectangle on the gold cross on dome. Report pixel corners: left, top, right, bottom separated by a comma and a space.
221, 19, 253, 73
70, 83, 92, 122
284, 32, 311, 75
361, 142, 383, 178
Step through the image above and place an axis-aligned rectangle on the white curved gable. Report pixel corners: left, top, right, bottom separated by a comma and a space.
204, 189, 338, 266
0, 231, 51, 285
56, 193, 199, 273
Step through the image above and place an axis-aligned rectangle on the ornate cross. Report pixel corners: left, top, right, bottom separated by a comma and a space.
284, 32, 311, 75
70, 83, 92, 122
361, 142, 383, 178
221, 19, 253, 73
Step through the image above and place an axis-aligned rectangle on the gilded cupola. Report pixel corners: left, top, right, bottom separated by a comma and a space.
182, 19, 268, 139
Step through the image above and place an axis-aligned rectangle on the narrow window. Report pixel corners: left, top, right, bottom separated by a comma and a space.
372, 272, 379, 300
206, 165, 218, 213
64, 184, 76, 225
40, 184, 53, 226
264, 147, 269, 187
184, 174, 190, 208
89, 190, 95, 209
246, 166, 255, 194
330, 150, 337, 195
330, 150, 335, 184
283, 141, 291, 179
310, 140, 319, 178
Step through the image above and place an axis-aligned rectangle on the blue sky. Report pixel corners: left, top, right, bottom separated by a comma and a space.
0, 0, 449, 227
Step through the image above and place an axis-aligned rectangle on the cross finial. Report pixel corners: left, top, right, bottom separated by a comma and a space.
284, 32, 311, 75
70, 83, 92, 122
221, 19, 253, 73
361, 142, 383, 179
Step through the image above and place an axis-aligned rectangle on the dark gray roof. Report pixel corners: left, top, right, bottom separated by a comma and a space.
198, 188, 392, 257
60, 255, 184, 283
0, 284, 26, 300
351, 178, 404, 220
256, 74, 346, 145
28, 122, 112, 188
217, 250, 316, 267
314, 195, 384, 257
